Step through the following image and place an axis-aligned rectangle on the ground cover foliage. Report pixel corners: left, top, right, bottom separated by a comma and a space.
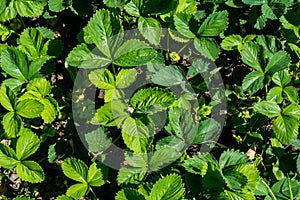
0, 0, 299, 199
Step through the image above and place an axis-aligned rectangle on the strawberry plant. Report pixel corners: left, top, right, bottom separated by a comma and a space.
0, 0, 299, 199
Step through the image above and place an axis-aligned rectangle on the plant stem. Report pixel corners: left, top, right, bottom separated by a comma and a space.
261, 179, 277, 200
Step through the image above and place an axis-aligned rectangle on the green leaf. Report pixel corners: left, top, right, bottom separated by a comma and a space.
3, 112, 22, 138
14, 0, 47, 17
85, 127, 111, 153
173, 13, 196, 38
266, 87, 283, 103
26, 78, 51, 96
269, 178, 300, 200
265, 51, 291, 75
176, 0, 196, 14
124, 1, 141, 17
103, 0, 126, 8
48, 0, 72, 12
2, 78, 24, 92
19, 28, 49, 60
242, 0, 266, 5
221, 35, 243, 51
55, 195, 73, 200
83, 9, 122, 58
143, 0, 178, 15
149, 147, 182, 171
66, 44, 111, 68
16, 161, 44, 183
272, 70, 291, 87
253, 101, 281, 118
113, 39, 157, 67
138, 17, 162, 45
219, 149, 249, 169
62, 158, 88, 183
117, 167, 147, 185
149, 174, 184, 200
0, 85, 16, 111
122, 117, 152, 153
116, 69, 137, 88
28, 56, 52, 79
282, 104, 300, 120
234, 163, 260, 192
41, 98, 57, 123
241, 42, 262, 72
66, 183, 89, 199
283, 86, 298, 104
0, 143, 18, 168
95, 103, 116, 126
182, 153, 218, 175
193, 118, 220, 144
242, 71, 264, 95
87, 163, 105, 187
0, 47, 28, 81
16, 99, 44, 118
273, 115, 299, 145
0, 23, 12, 41
151, 65, 185, 87
130, 87, 176, 112
194, 37, 220, 61
201, 162, 226, 190
16, 129, 40, 160
115, 188, 146, 200
297, 155, 300, 174
89, 69, 115, 89
223, 170, 248, 191
198, 11, 228, 36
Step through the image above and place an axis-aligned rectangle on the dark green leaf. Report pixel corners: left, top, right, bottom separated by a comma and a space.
198, 11, 228, 36
0, 47, 28, 81
113, 39, 157, 67
283, 86, 298, 104
85, 127, 111, 153
266, 87, 283, 103
272, 70, 291, 87
66, 44, 111, 68
242, 71, 264, 95
219, 149, 249, 169
143, 0, 178, 15
265, 51, 291, 75
241, 42, 262, 72
48, 0, 72, 12
194, 37, 220, 61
